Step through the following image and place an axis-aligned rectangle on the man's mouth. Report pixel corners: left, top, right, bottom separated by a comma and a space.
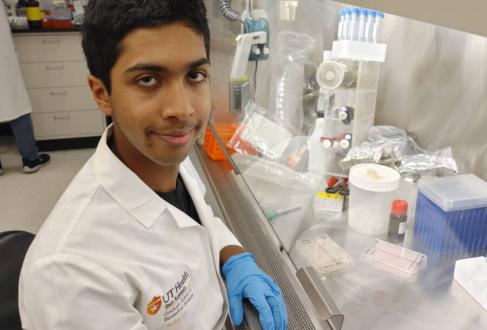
152, 128, 195, 145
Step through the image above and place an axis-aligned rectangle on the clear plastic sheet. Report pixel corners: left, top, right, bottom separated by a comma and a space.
232, 153, 320, 250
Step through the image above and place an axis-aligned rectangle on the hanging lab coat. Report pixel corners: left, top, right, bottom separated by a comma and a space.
19, 125, 242, 329
0, 3, 32, 123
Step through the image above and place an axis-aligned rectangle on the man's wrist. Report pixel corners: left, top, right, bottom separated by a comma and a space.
219, 245, 245, 267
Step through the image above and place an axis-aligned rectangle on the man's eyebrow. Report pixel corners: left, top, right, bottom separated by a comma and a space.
189, 58, 210, 69
125, 58, 210, 74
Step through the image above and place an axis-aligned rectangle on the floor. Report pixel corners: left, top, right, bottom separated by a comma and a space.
0, 136, 94, 234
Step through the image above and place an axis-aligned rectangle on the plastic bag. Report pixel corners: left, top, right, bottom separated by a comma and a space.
340, 126, 412, 168
227, 102, 293, 162
340, 125, 458, 180
267, 31, 316, 134
399, 147, 459, 180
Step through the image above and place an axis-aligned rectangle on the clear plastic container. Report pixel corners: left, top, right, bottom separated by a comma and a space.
362, 239, 427, 281
268, 31, 315, 134
294, 234, 353, 278
348, 164, 400, 235
414, 174, 487, 255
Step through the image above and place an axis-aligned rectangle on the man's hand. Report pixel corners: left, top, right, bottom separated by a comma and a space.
222, 252, 288, 330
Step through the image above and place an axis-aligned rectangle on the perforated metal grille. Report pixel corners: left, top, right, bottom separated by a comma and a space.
194, 147, 324, 330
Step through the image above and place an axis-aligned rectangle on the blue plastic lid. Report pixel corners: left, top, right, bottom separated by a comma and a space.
353, 8, 360, 15
378, 11, 385, 18
419, 174, 487, 212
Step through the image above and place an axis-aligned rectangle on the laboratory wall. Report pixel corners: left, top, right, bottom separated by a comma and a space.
205, 0, 487, 179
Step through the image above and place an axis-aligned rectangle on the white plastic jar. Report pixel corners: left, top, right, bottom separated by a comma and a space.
348, 164, 400, 235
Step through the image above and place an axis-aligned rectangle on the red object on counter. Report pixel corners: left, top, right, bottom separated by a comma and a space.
42, 18, 73, 30
391, 199, 408, 217
327, 176, 338, 187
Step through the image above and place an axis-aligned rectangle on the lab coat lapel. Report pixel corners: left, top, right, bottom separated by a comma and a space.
179, 162, 211, 224
179, 161, 223, 269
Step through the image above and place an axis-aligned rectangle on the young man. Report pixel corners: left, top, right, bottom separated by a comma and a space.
18, 1, 287, 329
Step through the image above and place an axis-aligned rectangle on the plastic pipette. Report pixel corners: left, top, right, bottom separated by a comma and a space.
265, 206, 302, 220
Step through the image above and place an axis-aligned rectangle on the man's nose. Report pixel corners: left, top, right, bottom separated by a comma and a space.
160, 80, 195, 120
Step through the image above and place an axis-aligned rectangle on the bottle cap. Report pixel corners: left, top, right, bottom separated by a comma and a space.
391, 200, 408, 216
339, 139, 350, 149
321, 139, 333, 148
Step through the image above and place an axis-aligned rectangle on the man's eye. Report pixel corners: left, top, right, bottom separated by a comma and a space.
136, 76, 158, 87
187, 71, 207, 83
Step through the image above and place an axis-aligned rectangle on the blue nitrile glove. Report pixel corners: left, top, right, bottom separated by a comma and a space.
222, 252, 288, 330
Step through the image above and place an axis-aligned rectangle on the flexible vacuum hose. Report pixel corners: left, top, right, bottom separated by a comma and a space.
218, 0, 240, 21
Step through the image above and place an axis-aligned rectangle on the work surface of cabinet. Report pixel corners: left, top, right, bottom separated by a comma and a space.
13, 32, 105, 142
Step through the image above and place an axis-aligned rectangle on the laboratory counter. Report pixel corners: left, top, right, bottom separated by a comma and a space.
11, 27, 82, 33
192, 140, 487, 330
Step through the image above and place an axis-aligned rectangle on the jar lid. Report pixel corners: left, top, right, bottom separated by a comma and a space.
349, 164, 400, 192
391, 199, 408, 216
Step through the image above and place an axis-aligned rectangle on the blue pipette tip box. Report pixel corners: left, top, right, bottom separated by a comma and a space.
414, 174, 487, 257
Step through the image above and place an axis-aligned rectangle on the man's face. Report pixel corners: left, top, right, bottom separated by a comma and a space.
107, 22, 210, 167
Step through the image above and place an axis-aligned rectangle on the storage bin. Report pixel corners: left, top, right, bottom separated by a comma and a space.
348, 164, 400, 235
414, 174, 487, 256
203, 123, 237, 161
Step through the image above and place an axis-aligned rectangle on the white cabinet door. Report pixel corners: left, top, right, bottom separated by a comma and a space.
14, 33, 85, 63
28, 86, 97, 113
20, 61, 89, 88
32, 110, 105, 139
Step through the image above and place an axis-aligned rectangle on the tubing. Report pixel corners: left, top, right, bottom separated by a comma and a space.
218, 0, 240, 21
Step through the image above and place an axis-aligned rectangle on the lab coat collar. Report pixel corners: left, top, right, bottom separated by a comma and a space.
93, 125, 199, 229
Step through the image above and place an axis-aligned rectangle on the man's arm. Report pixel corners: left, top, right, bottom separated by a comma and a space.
220, 245, 245, 266
19, 254, 148, 330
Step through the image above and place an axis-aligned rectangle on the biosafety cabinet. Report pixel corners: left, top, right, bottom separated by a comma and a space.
195, 0, 487, 329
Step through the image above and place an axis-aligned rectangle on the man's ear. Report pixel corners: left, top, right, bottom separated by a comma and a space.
87, 75, 113, 117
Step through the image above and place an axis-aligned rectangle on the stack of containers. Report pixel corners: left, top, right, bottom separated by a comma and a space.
414, 174, 487, 259
337, 8, 384, 43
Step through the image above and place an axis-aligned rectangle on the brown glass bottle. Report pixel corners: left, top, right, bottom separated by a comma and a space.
388, 200, 408, 243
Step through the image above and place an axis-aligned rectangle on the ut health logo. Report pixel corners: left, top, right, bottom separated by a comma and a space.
147, 296, 162, 315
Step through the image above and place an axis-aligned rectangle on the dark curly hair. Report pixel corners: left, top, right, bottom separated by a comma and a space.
82, 0, 210, 93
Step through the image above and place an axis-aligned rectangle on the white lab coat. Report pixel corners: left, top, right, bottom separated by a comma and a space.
0, 3, 32, 123
19, 125, 242, 329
